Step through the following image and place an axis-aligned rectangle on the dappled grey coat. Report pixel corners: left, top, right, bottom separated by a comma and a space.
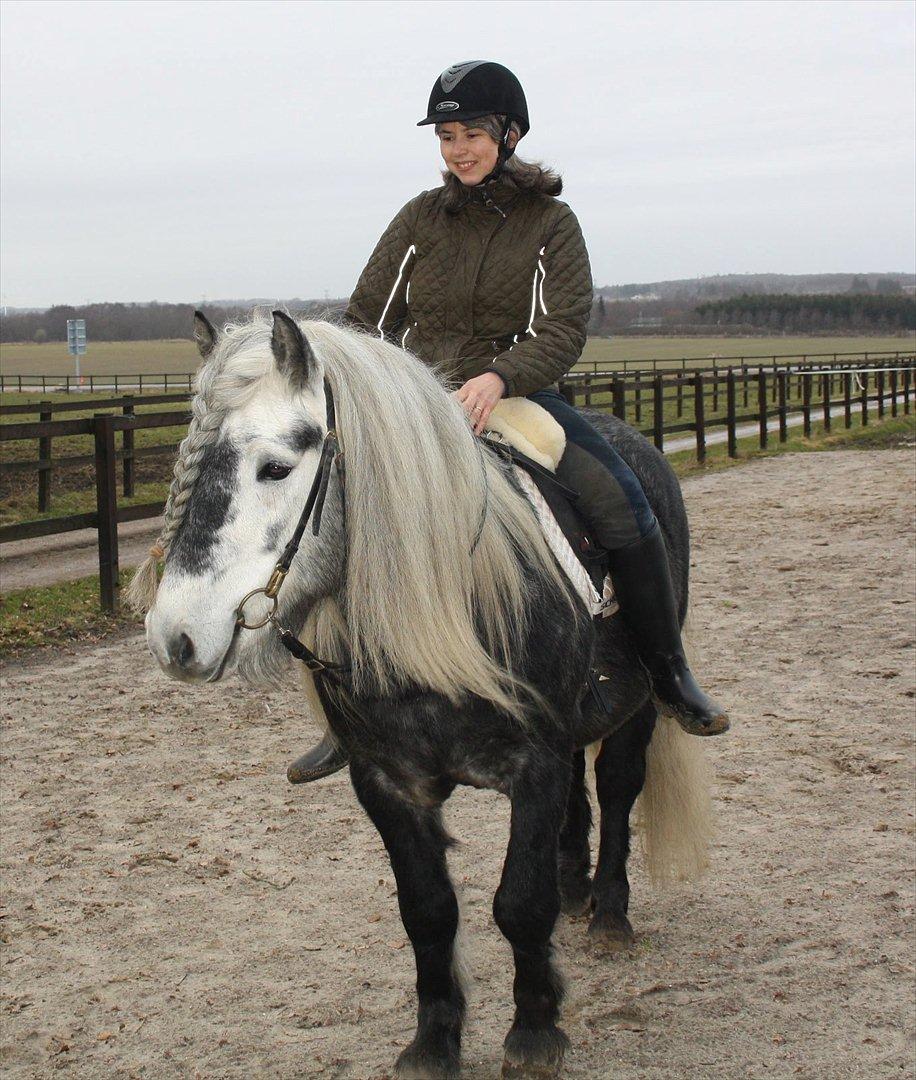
345, 178, 593, 397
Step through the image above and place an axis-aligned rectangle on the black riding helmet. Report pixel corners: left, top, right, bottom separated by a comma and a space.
417, 61, 529, 183
417, 60, 529, 135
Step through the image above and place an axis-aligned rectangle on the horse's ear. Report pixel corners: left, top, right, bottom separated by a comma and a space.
193, 310, 218, 359
271, 310, 316, 387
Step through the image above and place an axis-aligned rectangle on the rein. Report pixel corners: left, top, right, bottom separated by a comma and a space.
233, 379, 348, 676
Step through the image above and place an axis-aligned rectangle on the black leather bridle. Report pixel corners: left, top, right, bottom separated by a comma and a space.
233, 380, 347, 676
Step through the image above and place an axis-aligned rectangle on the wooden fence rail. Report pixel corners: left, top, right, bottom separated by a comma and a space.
2, 349, 913, 393
0, 358, 913, 612
0, 392, 191, 513
0, 372, 196, 394
557, 358, 914, 459
0, 409, 185, 610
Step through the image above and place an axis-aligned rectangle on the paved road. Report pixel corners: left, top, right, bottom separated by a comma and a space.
663, 397, 876, 453
0, 517, 163, 591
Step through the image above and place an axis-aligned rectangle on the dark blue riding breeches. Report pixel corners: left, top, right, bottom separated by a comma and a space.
527, 388, 656, 549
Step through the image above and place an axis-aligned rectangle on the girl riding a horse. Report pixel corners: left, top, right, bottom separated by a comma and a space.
133, 68, 721, 1072
290, 60, 728, 783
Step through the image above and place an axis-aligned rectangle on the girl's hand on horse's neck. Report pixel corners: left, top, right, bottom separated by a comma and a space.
455, 371, 507, 434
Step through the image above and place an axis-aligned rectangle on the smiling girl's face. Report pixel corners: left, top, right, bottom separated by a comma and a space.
437, 121, 500, 186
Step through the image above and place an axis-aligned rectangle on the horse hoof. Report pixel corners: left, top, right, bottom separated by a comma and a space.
396, 1043, 459, 1080
502, 1025, 568, 1079
587, 912, 635, 953
561, 894, 591, 917
559, 878, 592, 917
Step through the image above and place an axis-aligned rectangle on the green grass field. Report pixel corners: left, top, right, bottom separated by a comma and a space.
1, 334, 912, 379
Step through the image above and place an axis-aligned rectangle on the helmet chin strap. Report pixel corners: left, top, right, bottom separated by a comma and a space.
477, 116, 516, 186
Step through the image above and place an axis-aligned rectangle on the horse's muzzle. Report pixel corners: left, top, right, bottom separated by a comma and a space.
147, 621, 234, 683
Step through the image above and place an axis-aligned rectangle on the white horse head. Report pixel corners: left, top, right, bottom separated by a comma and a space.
140, 312, 572, 713
144, 311, 343, 684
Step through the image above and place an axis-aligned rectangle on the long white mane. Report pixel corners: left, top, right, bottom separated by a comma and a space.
136, 317, 576, 715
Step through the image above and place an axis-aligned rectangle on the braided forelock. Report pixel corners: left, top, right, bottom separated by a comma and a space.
125, 354, 232, 613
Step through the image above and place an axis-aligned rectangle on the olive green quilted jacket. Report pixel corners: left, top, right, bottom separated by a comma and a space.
345, 179, 593, 397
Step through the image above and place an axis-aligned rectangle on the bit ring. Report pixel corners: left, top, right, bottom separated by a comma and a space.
235, 588, 278, 630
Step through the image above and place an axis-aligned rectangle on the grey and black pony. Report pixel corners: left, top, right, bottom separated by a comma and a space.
135, 312, 710, 1079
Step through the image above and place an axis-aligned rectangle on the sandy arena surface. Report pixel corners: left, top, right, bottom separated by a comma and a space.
1, 449, 914, 1079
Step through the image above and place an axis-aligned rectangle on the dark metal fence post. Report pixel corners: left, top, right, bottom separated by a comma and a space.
822, 372, 831, 433
844, 372, 852, 428
694, 373, 706, 463
653, 374, 664, 451
122, 397, 136, 498
676, 375, 683, 418
802, 373, 812, 437
726, 370, 737, 457
757, 369, 768, 449
877, 370, 885, 419
94, 414, 120, 612
890, 368, 898, 417
38, 401, 53, 512
612, 377, 626, 421
777, 370, 788, 442
861, 371, 868, 426
634, 379, 642, 423
742, 369, 749, 408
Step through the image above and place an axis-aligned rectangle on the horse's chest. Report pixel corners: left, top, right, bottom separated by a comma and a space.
333, 690, 523, 803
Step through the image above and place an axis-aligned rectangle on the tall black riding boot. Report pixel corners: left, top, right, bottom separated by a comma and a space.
287, 731, 349, 784
608, 522, 730, 736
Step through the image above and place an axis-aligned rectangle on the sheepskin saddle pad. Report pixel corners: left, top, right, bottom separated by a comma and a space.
484, 399, 616, 619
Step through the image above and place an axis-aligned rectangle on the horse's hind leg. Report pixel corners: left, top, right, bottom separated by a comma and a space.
558, 749, 592, 916
350, 761, 463, 1080
589, 702, 656, 950
495, 754, 572, 1078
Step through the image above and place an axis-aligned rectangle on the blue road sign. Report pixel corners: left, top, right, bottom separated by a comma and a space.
67, 319, 87, 356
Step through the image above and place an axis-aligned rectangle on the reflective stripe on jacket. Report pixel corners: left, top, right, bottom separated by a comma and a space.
345, 179, 593, 398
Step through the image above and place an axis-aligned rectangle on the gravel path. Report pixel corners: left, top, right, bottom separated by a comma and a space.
0, 518, 163, 591
1, 449, 913, 1079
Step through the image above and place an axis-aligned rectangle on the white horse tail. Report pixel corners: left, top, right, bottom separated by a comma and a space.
636, 713, 714, 886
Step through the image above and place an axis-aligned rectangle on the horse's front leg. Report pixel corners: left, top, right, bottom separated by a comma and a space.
494, 754, 572, 1079
350, 759, 464, 1080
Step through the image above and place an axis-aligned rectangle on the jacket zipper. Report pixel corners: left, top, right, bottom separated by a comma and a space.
465, 202, 509, 353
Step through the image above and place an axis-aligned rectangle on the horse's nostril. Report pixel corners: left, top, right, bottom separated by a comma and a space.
170, 632, 195, 668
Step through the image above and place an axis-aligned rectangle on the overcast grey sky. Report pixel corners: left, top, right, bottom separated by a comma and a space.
1, 0, 913, 308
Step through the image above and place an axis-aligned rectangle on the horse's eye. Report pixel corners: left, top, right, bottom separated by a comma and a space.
258, 461, 293, 482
